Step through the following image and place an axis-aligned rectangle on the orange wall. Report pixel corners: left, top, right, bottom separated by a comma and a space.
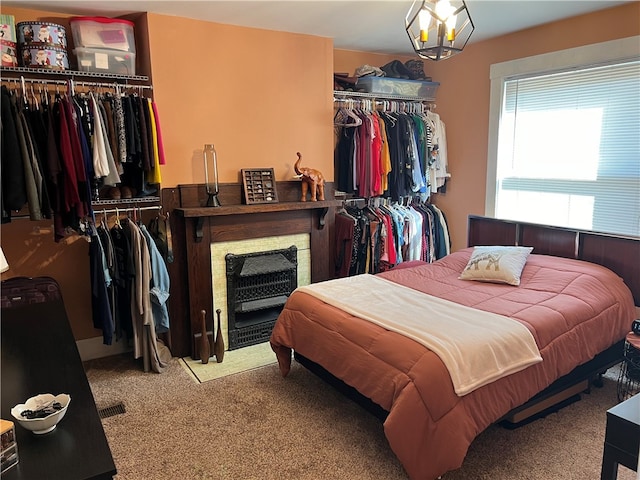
146, 13, 334, 185
1, 3, 638, 345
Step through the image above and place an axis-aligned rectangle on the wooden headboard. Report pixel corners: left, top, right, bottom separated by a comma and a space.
467, 215, 640, 307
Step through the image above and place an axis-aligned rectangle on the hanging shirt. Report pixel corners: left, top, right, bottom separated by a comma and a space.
140, 224, 170, 333
90, 92, 110, 178
146, 98, 162, 185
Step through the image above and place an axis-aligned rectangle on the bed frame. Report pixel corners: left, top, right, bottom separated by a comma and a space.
295, 215, 640, 426
466, 215, 640, 306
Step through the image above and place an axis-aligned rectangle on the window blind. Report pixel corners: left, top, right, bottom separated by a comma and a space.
495, 60, 640, 237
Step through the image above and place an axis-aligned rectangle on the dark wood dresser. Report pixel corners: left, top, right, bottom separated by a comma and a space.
1, 299, 117, 479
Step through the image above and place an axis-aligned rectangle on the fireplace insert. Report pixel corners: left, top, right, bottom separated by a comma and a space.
225, 246, 297, 349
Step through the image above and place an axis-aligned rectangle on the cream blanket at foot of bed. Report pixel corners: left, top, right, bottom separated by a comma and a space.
296, 274, 542, 395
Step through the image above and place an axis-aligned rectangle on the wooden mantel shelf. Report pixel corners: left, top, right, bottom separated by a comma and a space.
176, 200, 341, 217
176, 200, 342, 241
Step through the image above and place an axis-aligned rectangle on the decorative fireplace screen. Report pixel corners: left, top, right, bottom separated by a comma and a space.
225, 246, 297, 350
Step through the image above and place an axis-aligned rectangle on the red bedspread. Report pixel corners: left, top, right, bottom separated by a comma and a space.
270, 249, 635, 480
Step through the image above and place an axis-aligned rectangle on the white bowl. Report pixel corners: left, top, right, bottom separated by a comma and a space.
11, 393, 71, 435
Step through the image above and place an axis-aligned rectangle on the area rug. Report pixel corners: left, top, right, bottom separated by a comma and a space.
180, 342, 277, 383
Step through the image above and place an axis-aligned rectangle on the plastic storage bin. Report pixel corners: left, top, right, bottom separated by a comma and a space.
356, 77, 439, 100
70, 17, 135, 53
74, 47, 136, 75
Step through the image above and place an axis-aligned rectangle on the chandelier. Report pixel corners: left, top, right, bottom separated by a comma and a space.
405, 0, 474, 61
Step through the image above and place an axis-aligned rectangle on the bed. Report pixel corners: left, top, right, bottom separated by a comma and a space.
269, 215, 639, 480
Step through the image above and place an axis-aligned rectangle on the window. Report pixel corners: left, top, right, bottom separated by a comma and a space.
486, 37, 640, 237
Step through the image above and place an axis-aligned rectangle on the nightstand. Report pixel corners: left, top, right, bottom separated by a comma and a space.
601, 393, 639, 480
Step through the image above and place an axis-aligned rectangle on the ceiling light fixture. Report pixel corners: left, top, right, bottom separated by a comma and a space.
405, 0, 474, 61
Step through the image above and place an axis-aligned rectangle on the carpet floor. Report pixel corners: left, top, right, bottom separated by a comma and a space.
84, 353, 637, 480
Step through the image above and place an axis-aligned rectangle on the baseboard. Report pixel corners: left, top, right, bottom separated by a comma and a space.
76, 336, 132, 362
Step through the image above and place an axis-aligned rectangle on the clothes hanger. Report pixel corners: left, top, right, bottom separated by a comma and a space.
19, 76, 29, 110
334, 99, 363, 127
334, 107, 363, 127
38, 83, 49, 107
29, 83, 39, 111
114, 207, 122, 228
99, 209, 108, 229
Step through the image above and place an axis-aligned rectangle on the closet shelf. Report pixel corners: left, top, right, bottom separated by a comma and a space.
0, 66, 149, 82
333, 90, 433, 102
93, 196, 161, 206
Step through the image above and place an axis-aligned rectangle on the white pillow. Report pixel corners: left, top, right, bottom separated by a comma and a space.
459, 246, 533, 286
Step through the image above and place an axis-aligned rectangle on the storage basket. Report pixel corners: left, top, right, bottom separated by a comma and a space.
617, 332, 640, 401
356, 77, 439, 100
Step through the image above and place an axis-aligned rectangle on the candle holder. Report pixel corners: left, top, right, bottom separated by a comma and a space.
203, 144, 221, 207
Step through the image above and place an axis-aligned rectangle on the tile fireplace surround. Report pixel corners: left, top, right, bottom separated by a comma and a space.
162, 182, 340, 359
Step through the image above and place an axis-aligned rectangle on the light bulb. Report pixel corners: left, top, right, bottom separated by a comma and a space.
418, 9, 430, 42
435, 0, 457, 42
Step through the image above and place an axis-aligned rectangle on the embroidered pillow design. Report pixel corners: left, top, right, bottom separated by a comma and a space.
459, 246, 533, 286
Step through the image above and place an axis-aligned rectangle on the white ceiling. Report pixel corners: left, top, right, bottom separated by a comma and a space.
4, 0, 633, 56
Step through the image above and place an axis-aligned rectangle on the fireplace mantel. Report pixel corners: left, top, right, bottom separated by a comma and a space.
176, 200, 340, 242
162, 182, 339, 358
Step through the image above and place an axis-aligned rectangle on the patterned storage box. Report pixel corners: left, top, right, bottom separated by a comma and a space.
0, 419, 18, 474
0, 15, 16, 42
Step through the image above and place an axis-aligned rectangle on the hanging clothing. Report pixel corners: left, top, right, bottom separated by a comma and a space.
335, 199, 451, 277
424, 110, 449, 193
146, 98, 162, 184
1, 86, 27, 219
335, 209, 356, 278
15, 107, 44, 220
110, 219, 135, 339
91, 212, 171, 372
125, 218, 169, 373
89, 224, 115, 345
140, 223, 170, 333
0, 83, 166, 243
334, 100, 449, 202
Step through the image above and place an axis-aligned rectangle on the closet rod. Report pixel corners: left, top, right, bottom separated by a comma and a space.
8, 205, 161, 220
97, 205, 161, 214
333, 96, 435, 109
1, 76, 153, 90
